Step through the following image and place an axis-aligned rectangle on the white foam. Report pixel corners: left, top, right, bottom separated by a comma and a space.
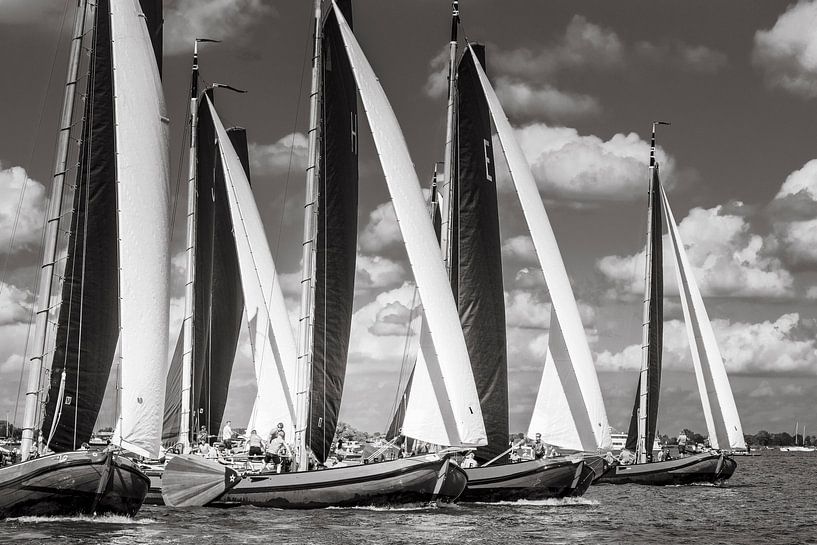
10, 514, 156, 524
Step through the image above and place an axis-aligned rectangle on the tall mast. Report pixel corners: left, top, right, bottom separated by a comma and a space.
20, 0, 88, 461
296, 0, 323, 472
179, 40, 200, 451
180, 38, 218, 451
636, 120, 669, 464
438, 1, 459, 272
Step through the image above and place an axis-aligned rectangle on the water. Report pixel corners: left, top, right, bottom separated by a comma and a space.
3, 451, 815, 545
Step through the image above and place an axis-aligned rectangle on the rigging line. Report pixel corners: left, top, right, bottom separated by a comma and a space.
0, 0, 72, 295
272, 5, 312, 264
169, 86, 192, 238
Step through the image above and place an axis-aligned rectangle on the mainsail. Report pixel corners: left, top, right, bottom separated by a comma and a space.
41, 0, 169, 458
453, 45, 508, 463
626, 159, 664, 459
333, 1, 486, 448
662, 186, 746, 451
192, 95, 245, 438
466, 44, 611, 451
306, 0, 359, 463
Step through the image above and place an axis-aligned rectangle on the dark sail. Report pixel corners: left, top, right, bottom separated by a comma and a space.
138, 0, 163, 75
42, 0, 120, 452
307, 0, 358, 464
192, 97, 245, 439
625, 165, 664, 455
455, 44, 508, 464
162, 329, 183, 446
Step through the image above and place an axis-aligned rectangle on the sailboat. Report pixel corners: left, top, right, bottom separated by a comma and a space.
389, 4, 611, 502
0, 0, 169, 518
779, 422, 815, 452
160, 0, 486, 509
597, 124, 742, 485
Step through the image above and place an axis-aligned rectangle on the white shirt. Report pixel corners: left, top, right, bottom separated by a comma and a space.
222, 424, 233, 441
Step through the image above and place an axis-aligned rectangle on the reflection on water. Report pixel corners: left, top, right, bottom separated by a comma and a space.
2, 452, 815, 545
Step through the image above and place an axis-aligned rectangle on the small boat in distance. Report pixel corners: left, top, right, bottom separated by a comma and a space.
0, 0, 168, 518
779, 422, 815, 452
597, 124, 742, 486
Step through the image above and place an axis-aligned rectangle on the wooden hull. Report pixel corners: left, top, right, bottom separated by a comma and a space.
218, 454, 466, 509
459, 457, 588, 502
0, 450, 149, 519
595, 452, 736, 485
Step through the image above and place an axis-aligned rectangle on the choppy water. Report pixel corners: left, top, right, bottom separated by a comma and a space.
3, 451, 815, 545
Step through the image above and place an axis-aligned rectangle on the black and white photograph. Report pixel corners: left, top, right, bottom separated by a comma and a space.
0, 1, 815, 543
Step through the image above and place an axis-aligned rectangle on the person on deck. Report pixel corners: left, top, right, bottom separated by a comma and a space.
221, 420, 233, 450
657, 448, 666, 462
247, 429, 264, 458
678, 431, 688, 457
266, 431, 291, 473
461, 452, 478, 469
533, 433, 546, 459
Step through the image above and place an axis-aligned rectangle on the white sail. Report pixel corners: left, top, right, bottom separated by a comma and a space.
661, 186, 746, 451
205, 97, 298, 442
400, 326, 450, 446
333, 2, 486, 447
467, 45, 610, 451
109, 0, 170, 458
528, 308, 599, 451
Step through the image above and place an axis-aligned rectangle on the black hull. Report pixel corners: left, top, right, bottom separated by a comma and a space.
595, 452, 736, 485
459, 457, 587, 502
0, 451, 150, 519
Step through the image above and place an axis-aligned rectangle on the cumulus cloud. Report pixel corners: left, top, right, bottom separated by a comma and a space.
0, 281, 31, 327
596, 313, 817, 376
752, 0, 817, 98
494, 79, 601, 121
501, 235, 537, 265
348, 283, 421, 364
598, 202, 793, 299
635, 41, 728, 73
0, 164, 47, 255
359, 201, 402, 254
493, 15, 625, 81
249, 133, 308, 178
369, 301, 417, 337
164, 0, 275, 56
356, 254, 406, 291
513, 123, 675, 204
505, 289, 549, 329
767, 159, 817, 265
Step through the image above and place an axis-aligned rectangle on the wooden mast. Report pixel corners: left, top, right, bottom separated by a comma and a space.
296, 0, 323, 472
438, 1, 460, 275
21, 0, 88, 461
636, 120, 669, 464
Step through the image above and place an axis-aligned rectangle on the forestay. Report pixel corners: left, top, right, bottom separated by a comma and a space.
467, 44, 610, 451
205, 97, 298, 442
662, 186, 746, 451
110, 0, 171, 458
333, 2, 486, 447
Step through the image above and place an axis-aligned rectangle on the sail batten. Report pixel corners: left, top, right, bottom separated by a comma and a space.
333, 2, 486, 447
467, 45, 610, 451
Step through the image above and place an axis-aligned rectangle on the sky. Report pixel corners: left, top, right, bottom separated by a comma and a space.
1, 0, 817, 440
